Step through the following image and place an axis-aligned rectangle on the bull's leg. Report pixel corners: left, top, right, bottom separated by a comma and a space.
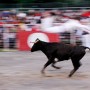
41, 60, 53, 75
68, 60, 81, 77
69, 53, 85, 77
52, 60, 61, 69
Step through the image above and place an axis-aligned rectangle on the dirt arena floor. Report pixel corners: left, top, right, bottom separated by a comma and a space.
0, 51, 90, 90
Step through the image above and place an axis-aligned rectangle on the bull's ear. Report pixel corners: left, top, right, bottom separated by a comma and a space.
36, 38, 39, 41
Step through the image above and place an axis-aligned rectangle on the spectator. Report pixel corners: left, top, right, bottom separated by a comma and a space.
8, 29, 16, 49
3, 28, 10, 49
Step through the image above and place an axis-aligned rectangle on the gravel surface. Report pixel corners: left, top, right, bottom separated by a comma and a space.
0, 51, 90, 90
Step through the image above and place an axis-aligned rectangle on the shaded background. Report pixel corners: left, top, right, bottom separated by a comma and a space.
0, 0, 90, 8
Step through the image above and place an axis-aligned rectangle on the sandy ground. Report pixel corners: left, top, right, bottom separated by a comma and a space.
0, 51, 90, 90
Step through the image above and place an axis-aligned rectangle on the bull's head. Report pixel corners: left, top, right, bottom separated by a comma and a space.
31, 38, 40, 52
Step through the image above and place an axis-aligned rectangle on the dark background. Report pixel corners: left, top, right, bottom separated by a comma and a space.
0, 0, 90, 8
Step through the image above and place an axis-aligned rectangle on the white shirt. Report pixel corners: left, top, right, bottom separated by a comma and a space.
41, 18, 90, 33
41, 16, 54, 30
64, 19, 90, 33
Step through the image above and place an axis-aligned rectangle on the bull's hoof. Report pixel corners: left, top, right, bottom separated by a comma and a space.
68, 74, 72, 77
55, 67, 61, 69
52, 65, 61, 69
41, 71, 46, 77
41, 69, 45, 75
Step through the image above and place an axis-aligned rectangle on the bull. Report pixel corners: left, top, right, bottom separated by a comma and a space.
31, 38, 90, 77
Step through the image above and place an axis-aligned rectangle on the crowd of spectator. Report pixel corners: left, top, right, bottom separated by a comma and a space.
0, 9, 90, 49
0, 9, 90, 29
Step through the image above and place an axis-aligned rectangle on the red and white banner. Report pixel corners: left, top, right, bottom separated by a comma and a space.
18, 29, 60, 51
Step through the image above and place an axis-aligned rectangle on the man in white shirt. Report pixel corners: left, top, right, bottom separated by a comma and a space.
40, 11, 90, 34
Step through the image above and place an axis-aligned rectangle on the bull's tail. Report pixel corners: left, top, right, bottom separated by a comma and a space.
82, 46, 90, 50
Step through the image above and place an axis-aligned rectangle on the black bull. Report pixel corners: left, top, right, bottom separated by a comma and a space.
31, 39, 90, 77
